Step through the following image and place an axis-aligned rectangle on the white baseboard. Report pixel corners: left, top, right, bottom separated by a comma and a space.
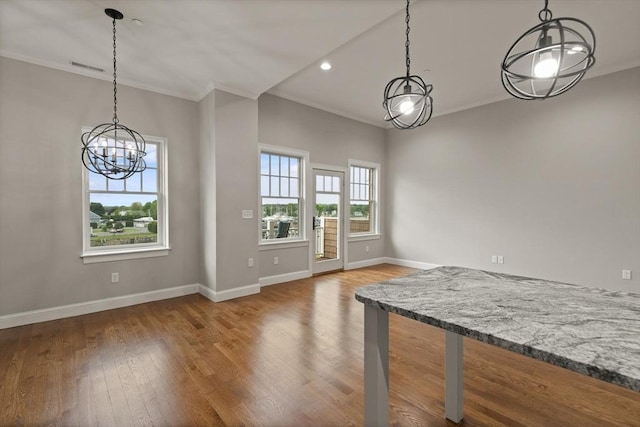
199, 283, 260, 302
345, 257, 386, 270
0, 283, 200, 330
0, 259, 442, 329
383, 257, 441, 270
259, 270, 311, 287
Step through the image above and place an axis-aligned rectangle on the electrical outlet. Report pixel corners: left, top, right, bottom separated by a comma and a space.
491, 255, 498, 264
622, 270, 632, 280
273, 256, 279, 265
242, 210, 253, 219
365, 245, 370, 253
248, 258, 254, 267
111, 272, 119, 283
497, 256, 504, 264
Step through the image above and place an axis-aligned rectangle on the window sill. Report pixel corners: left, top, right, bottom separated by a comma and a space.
81, 246, 170, 264
348, 233, 382, 242
259, 240, 309, 251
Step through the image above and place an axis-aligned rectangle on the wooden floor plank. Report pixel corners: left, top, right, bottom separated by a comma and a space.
0, 264, 638, 426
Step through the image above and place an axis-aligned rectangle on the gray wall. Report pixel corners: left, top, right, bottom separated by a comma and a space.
198, 90, 217, 291
0, 57, 201, 315
0, 59, 386, 317
3, 55, 635, 318
385, 68, 640, 292
214, 90, 260, 291
258, 93, 387, 277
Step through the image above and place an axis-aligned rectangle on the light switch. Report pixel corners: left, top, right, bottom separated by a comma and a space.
242, 210, 253, 219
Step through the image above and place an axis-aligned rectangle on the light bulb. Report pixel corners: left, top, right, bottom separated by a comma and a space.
567, 45, 583, 55
399, 99, 415, 115
534, 51, 558, 78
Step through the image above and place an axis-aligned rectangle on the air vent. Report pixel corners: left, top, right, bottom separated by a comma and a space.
70, 61, 104, 72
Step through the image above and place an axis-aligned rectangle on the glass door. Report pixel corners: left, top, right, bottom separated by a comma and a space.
313, 169, 344, 274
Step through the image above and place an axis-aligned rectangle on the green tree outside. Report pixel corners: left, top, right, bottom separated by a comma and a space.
90, 202, 105, 216
142, 200, 158, 219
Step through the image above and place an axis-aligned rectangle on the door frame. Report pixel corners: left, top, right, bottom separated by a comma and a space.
310, 164, 348, 275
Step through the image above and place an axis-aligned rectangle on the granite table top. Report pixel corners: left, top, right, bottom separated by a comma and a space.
355, 266, 640, 392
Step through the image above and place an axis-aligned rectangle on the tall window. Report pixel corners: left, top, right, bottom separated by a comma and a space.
349, 162, 378, 235
260, 149, 303, 241
82, 131, 168, 260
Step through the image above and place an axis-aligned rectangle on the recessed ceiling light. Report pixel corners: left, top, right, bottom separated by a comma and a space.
320, 61, 332, 71
131, 18, 143, 26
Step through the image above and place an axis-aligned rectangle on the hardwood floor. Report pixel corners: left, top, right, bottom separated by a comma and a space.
0, 264, 638, 426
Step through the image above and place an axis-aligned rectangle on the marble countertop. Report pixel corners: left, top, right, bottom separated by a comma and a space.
355, 266, 640, 392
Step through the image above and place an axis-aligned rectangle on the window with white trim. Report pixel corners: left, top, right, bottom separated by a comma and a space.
82, 131, 168, 259
260, 149, 303, 241
349, 162, 379, 235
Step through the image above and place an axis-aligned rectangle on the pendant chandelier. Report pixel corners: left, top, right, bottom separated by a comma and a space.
383, 0, 433, 129
81, 8, 146, 180
501, 0, 596, 100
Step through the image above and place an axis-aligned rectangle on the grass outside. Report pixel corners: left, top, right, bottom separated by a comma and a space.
90, 227, 157, 245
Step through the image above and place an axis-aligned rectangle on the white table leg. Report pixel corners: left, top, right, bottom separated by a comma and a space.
364, 304, 389, 427
445, 330, 464, 423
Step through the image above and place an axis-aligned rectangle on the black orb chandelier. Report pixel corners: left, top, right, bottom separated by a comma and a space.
81, 8, 146, 180
501, 0, 596, 100
383, 0, 433, 129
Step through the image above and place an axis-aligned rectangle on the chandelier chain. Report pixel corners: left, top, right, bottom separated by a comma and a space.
405, 0, 411, 77
538, 0, 552, 22
112, 17, 118, 124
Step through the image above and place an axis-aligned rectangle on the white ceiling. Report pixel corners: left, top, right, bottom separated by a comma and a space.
1, 0, 639, 128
